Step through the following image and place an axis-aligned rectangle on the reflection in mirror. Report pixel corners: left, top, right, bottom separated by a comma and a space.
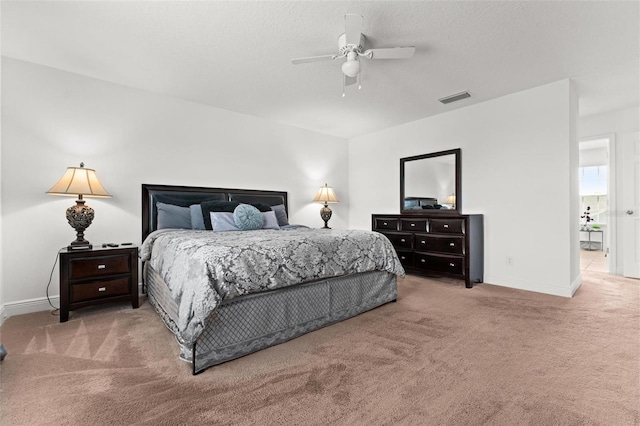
400, 149, 461, 214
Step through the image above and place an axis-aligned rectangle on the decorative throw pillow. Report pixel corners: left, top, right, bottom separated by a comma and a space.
157, 202, 191, 229
270, 204, 289, 226
233, 204, 264, 230
210, 212, 240, 232
262, 211, 280, 230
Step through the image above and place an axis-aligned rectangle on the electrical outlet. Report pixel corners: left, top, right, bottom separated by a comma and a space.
506, 256, 514, 266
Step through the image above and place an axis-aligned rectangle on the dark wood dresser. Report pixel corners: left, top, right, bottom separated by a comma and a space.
372, 214, 484, 288
59, 246, 139, 322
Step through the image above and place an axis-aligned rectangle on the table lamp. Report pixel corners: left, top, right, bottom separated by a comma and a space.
446, 194, 456, 210
312, 183, 339, 229
46, 162, 111, 250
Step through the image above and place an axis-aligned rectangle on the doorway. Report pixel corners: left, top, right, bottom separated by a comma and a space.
579, 136, 611, 273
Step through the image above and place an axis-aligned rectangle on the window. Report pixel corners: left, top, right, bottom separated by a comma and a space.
579, 165, 607, 224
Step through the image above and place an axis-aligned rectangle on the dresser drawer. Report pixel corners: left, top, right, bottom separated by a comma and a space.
70, 277, 131, 303
415, 253, 464, 276
384, 233, 413, 249
400, 219, 427, 231
395, 250, 414, 267
374, 218, 398, 231
429, 218, 465, 234
415, 234, 464, 255
69, 255, 131, 280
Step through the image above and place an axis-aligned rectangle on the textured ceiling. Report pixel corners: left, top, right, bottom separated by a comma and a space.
2, 1, 638, 139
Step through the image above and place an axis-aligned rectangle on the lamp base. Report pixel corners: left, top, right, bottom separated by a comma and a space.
320, 204, 332, 229
66, 198, 95, 248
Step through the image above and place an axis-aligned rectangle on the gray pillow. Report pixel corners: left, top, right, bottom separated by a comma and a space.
262, 211, 280, 230
190, 205, 206, 230
157, 202, 191, 229
271, 204, 289, 226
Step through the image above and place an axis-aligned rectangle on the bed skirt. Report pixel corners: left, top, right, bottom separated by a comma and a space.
144, 263, 397, 374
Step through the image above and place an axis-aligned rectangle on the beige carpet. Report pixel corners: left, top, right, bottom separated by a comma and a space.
1, 273, 639, 425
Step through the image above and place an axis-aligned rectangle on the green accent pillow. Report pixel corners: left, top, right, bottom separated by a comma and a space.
233, 204, 264, 230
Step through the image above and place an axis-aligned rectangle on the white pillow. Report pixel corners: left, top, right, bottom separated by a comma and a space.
210, 212, 240, 232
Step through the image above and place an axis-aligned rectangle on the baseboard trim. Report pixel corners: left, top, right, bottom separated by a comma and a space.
569, 274, 583, 297
0, 304, 6, 326
486, 276, 576, 298
2, 295, 59, 321
0, 283, 143, 323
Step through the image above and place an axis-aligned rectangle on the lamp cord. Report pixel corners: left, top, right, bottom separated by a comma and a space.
46, 248, 65, 315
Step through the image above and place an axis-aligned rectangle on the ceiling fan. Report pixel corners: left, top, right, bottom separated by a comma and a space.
291, 14, 416, 95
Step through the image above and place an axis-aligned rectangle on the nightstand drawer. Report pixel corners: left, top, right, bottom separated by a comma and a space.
70, 277, 131, 303
69, 255, 131, 280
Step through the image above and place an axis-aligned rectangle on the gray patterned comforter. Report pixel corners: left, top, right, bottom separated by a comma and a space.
140, 228, 404, 345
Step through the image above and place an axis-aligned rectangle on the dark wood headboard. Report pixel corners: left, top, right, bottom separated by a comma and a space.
141, 184, 288, 241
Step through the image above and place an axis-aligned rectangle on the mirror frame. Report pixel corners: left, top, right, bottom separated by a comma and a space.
400, 148, 461, 215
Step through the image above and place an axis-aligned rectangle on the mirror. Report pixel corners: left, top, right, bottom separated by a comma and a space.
400, 148, 461, 215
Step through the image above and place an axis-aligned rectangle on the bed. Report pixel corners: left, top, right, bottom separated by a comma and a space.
140, 184, 405, 374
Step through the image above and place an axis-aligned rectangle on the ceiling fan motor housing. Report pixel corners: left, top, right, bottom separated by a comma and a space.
338, 33, 365, 55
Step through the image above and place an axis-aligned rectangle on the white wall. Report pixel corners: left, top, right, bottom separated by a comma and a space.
349, 80, 580, 297
0, 53, 3, 322
579, 106, 640, 275
0, 58, 349, 317
579, 107, 639, 138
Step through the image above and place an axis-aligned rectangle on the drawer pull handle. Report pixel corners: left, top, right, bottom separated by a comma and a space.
400, 256, 406, 260
400, 239, 406, 242
383, 222, 388, 226
449, 242, 455, 247
421, 259, 426, 263
410, 223, 415, 227
97, 264, 106, 270
421, 241, 426, 244
98, 287, 106, 292
444, 224, 449, 228
449, 263, 455, 267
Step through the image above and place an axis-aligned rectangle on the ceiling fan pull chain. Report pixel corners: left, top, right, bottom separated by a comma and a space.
342, 74, 346, 97
358, 68, 362, 90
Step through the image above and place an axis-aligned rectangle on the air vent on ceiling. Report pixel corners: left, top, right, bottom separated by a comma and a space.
438, 91, 471, 104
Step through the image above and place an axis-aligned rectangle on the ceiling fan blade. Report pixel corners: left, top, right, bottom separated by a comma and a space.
345, 75, 357, 86
364, 46, 416, 60
291, 55, 336, 65
345, 14, 363, 46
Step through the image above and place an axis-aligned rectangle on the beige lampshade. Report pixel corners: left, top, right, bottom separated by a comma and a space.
313, 184, 339, 204
446, 194, 456, 205
46, 163, 111, 198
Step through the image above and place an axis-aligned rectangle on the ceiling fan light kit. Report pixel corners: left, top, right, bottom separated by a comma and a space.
291, 14, 416, 96
341, 52, 360, 78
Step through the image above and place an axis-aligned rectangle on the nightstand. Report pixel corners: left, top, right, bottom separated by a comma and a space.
59, 246, 139, 322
